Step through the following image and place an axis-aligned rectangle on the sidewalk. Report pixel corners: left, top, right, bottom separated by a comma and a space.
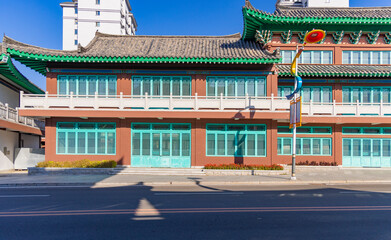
1, 167, 391, 187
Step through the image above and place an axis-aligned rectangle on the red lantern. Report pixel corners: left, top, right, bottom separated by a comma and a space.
304, 29, 326, 44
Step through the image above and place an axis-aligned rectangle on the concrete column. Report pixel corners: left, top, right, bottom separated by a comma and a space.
267, 73, 279, 97
46, 73, 58, 94
44, 118, 56, 161
334, 124, 343, 166
334, 83, 343, 103
270, 120, 279, 165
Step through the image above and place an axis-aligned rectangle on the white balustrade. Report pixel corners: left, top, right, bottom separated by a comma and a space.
0, 98, 44, 130
18, 92, 391, 117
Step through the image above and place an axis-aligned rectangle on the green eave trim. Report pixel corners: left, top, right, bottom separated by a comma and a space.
278, 71, 391, 78
243, 7, 391, 39
0, 54, 44, 94
7, 48, 281, 76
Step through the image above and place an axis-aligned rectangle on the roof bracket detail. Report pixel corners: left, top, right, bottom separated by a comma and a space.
332, 31, 344, 44
367, 30, 381, 44
281, 30, 292, 44
297, 31, 308, 44
255, 30, 273, 47
349, 31, 362, 44
384, 32, 391, 44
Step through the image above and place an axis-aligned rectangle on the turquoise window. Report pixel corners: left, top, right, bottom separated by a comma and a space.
278, 126, 332, 135
131, 123, 191, 158
206, 76, 266, 97
342, 87, 391, 103
277, 138, 332, 156
343, 127, 391, 135
132, 76, 191, 96
281, 50, 333, 64
57, 75, 117, 95
343, 138, 391, 158
206, 124, 266, 157
278, 86, 332, 103
57, 122, 116, 155
343, 51, 391, 64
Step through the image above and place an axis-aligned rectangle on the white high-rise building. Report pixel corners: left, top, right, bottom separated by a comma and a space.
61, 0, 137, 50
277, 0, 349, 8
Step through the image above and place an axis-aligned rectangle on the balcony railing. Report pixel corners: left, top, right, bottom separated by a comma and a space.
19, 92, 391, 117
0, 102, 45, 130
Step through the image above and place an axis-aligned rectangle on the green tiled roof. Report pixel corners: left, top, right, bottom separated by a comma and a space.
277, 64, 391, 78
243, 0, 391, 39
0, 53, 44, 94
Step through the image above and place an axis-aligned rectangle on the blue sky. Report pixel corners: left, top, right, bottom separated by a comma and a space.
1, 0, 390, 90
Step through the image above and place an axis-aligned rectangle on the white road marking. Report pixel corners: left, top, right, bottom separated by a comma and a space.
132, 217, 164, 221
339, 191, 376, 194
154, 192, 243, 196
131, 198, 163, 221
0, 195, 50, 198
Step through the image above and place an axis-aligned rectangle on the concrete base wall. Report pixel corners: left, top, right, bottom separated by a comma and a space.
14, 148, 45, 170
0, 130, 18, 170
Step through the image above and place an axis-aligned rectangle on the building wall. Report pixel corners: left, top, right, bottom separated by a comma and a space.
277, 0, 349, 8
0, 81, 20, 108
62, 0, 135, 50
62, 4, 78, 50
305, 0, 349, 8
47, 116, 377, 166
0, 130, 18, 170
21, 134, 40, 149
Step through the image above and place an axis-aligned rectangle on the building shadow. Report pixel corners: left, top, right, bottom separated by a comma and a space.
0, 184, 390, 240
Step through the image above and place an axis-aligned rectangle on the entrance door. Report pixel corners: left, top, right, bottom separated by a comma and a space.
131, 123, 191, 168
343, 138, 387, 167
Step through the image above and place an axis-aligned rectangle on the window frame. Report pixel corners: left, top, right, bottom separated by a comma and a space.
342, 86, 391, 103
281, 50, 333, 64
342, 51, 391, 65
278, 86, 332, 103
131, 76, 192, 96
131, 123, 191, 158
206, 76, 267, 97
278, 126, 332, 135
57, 75, 117, 96
342, 127, 391, 135
277, 137, 332, 156
56, 122, 116, 155
205, 124, 267, 157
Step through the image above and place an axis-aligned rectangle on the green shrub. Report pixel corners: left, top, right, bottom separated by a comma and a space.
204, 164, 284, 170
294, 161, 337, 166
36, 160, 117, 168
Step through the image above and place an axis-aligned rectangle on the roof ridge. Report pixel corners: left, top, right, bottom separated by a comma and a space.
94, 32, 242, 39
3, 35, 77, 54
277, 5, 391, 10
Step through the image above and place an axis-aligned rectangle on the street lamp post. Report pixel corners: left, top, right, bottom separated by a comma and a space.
286, 29, 326, 181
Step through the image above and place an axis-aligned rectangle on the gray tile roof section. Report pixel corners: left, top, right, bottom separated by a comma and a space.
275, 6, 391, 18
245, 0, 391, 19
3, 32, 280, 60
277, 64, 391, 76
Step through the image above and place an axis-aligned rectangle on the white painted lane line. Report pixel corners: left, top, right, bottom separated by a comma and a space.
0, 195, 50, 198
339, 191, 374, 194
154, 192, 243, 196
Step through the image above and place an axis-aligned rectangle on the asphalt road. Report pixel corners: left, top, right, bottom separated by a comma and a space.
1, 184, 391, 240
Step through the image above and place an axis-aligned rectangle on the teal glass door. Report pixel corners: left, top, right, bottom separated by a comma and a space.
343, 138, 386, 167
131, 123, 191, 168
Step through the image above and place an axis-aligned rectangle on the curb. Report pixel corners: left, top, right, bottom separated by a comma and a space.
2, 180, 391, 187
